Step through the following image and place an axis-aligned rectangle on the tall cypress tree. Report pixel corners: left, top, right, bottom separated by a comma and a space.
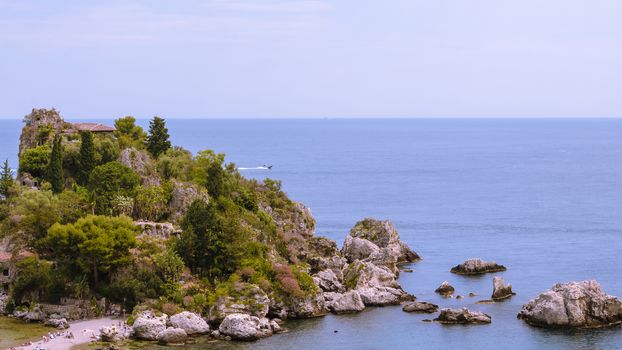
48, 136, 64, 193
78, 131, 96, 185
0, 159, 14, 199
146, 116, 172, 158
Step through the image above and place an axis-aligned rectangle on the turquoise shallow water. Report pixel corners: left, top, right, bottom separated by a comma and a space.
1, 118, 621, 349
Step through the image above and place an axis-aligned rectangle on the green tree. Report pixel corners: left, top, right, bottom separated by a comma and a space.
134, 184, 172, 221
0, 159, 14, 199
45, 215, 139, 286
2, 190, 61, 248
175, 198, 244, 278
206, 162, 225, 198
19, 145, 50, 179
146, 116, 171, 158
78, 131, 96, 185
114, 116, 146, 149
88, 161, 140, 214
47, 136, 64, 193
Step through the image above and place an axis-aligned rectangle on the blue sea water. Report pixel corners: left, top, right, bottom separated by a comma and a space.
1, 118, 621, 349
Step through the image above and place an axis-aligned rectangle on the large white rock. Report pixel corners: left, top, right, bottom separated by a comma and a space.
132, 311, 168, 340
157, 327, 188, 344
313, 269, 345, 292
325, 290, 366, 314
518, 280, 622, 328
218, 313, 273, 341
491, 276, 514, 300
169, 311, 209, 335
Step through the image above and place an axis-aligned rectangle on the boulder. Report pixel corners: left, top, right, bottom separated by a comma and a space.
208, 283, 270, 323
119, 148, 159, 186
402, 302, 439, 313
157, 327, 188, 345
324, 291, 366, 314
24, 307, 46, 322
218, 313, 273, 341
313, 269, 345, 292
284, 294, 328, 318
44, 317, 69, 329
450, 258, 506, 275
491, 276, 515, 300
132, 311, 168, 340
435, 281, 455, 296
434, 308, 492, 324
0, 293, 8, 314
270, 319, 284, 333
100, 326, 127, 342
168, 181, 210, 221
169, 311, 210, 335
342, 236, 380, 261
517, 280, 622, 328
342, 260, 409, 306
344, 218, 420, 264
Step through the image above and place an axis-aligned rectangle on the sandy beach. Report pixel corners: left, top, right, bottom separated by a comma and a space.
12, 317, 122, 350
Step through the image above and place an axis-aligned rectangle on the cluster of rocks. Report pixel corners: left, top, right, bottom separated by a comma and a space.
128, 310, 212, 344
11, 306, 70, 329
450, 258, 506, 275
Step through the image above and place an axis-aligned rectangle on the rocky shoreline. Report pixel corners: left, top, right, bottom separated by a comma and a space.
4, 218, 622, 347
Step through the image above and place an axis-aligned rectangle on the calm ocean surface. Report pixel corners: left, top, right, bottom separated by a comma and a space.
1, 118, 621, 349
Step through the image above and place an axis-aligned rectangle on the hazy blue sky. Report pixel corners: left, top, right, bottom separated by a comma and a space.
1, 0, 621, 119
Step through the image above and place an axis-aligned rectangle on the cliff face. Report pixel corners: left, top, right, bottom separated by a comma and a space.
18, 108, 69, 155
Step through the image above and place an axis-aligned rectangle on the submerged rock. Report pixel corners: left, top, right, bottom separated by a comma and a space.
517, 280, 622, 328
218, 313, 273, 341
132, 311, 168, 340
450, 258, 506, 275
402, 302, 439, 313
491, 276, 515, 300
435, 281, 455, 296
169, 311, 210, 335
434, 308, 492, 324
157, 327, 188, 345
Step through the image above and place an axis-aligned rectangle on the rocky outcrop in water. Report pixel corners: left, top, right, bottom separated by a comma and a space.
450, 258, 506, 275
341, 218, 420, 273
324, 291, 365, 314
434, 308, 492, 324
517, 280, 622, 328
402, 301, 439, 313
491, 276, 515, 300
218, 313, 273, 341
435, 281, 455, 296
169, 311, 210, 335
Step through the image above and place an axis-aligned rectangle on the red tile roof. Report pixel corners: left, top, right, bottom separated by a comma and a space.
72, 122, 116, 132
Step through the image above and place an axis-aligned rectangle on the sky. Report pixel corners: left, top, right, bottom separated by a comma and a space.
1, 0, 621, 119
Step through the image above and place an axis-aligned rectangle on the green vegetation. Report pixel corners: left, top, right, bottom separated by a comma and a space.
114, 116, 146, 149
48, 136, 64, 193
146, 116, 171, 158
3, 111, 319, 320
88, 161, 140, 215
19, 145, 50, 179
0, 159, 14, 198
78, 131, 96, 185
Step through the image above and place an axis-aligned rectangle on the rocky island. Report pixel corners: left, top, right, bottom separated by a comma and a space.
0, 109, 420, 348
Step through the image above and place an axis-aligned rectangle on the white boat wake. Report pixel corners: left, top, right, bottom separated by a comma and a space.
238, 166, 272, 170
